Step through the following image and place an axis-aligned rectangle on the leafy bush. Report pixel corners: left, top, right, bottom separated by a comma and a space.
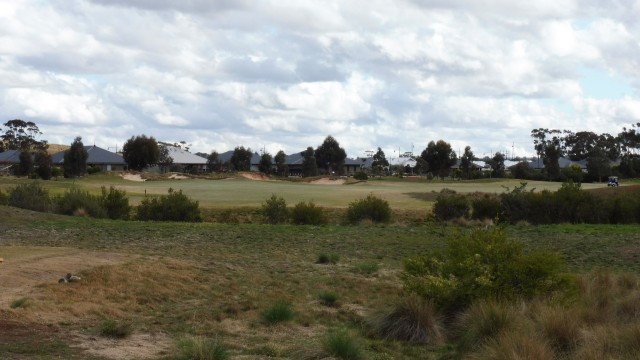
0, 189, 8, 206
402, 228, 570, 315
351, 261, 379, 275
317, 253, 340, 264
323, 328, 362, 360
177, 336, 229, 360
471, 194, 502, 221
261, 194, 289, 224
262, 299, 295, 324
99, 319, 132, 338
100, 186, 131, 220
353, 171, 368, 180
345, 193, 391, 224
290, 200, 327, 225
87, 165, 101, 175
54, 188, 106, 218
8, 182, 52, 212
433, 189, 470, 221
367, 295, 444, 345
136, 188, 202, 222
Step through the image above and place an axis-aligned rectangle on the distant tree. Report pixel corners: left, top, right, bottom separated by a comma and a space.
259, 152, 273, 174
122, 135, 159, 171
315, 135, 347, 175
531, 128, 563, 181
371, 147, 389, 175
460, 146, 475, 179
511, 161, 534, 180
586, 147, 611, 182
421, 140, 457, 179
1, 119, 47, 151
597, 133, 621, 161
63, 137, 88, 178
543, 143, 562, 181
207, 151, 222, 172
16, 150, 33, 177
618, 123, 640, 155
34, 149, 52, 180
157, 144, 174, 173
563, 131, 599, 160
414, 157, 429, 175
274, 150, 288, 177
301, 147, 318, 177
230, 146, 252, 171
489, 152, 506, 178
619, 154, 640, 178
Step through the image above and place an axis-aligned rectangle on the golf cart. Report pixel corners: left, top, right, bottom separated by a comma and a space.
608, 176, 619, 187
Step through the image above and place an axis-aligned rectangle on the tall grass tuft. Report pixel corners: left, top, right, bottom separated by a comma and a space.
318, 291, 339, 307
99, 319, 132, 338
472, 331, 555, 360
316, 253, 339, 264
323, 328, 362, 360
367, 295, 444, 346
262, 299, 295, 324
534, 304, 582, 354
454, 301, 522, 353
177, 336, 229, 360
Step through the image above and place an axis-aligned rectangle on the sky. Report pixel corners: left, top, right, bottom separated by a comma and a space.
1, 0, 639, 160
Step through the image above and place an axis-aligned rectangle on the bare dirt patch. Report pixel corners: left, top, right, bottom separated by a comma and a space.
239, 171, 270, 180
120, 173, 145, 182
72, 331, 173, 360
310, 178, 346, 185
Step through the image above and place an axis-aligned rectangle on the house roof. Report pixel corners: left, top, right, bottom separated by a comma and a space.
0, 150, 21, 163
166, 146, 207, 165
51, 145, 126, 165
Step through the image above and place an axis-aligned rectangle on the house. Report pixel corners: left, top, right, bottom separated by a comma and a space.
51, 145, 127, 172
165, 146, 208, 172
0, 150, 20, 173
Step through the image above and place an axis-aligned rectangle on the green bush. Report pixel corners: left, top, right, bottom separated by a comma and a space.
471, 194, 502, 221
87, 165, 101, 175
8, 182, 52, 212
99, 319, 132, 338
353, 171, 368, 180
345, 193, 391, 224
433, 189, 469, 221
54, 188, 106, 218
136, 188, 202, 222
290, 200, 327, 225
351, 261, 379, 275
318, 291, 339, 307
100, 186, 131, 220
402, 228, 570, 315
177, 336, 229, 360
0, 189, 8, 206
261, 194, 289, 224
262, 299, 295, 324
323, 328, 362, 360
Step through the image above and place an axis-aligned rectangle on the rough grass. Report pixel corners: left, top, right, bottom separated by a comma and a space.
1, 205, 640, 358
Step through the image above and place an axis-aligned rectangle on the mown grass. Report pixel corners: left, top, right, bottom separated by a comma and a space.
1, 205, 640, 358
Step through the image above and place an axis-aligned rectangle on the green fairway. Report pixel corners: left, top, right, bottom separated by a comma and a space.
0, 173, 614, 210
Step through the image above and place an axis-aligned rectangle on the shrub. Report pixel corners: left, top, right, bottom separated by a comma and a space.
353, 171, 368, 180
262, 299, 295, 324
10, 297, 32, 309
433, 189, 470, 221
402, 228, 570, 315
317, 253, 339, 264
87, 165, 101, 175
0, 189, 8, 206
54, 188, 106, 218
100, 186, 131, 220
323, 328, 362, 360
367, 295, 444, 345
8, 182, 52, 212
351, 261, 379, 275
345, 193, 391, 224
471, 194, 502, 221
137, 188, 202, 222
318, 291, 339, 307
177, 336, 229, 360
261, 194, 289, 224
290, 200, 327, 225
99, 319, 132, 338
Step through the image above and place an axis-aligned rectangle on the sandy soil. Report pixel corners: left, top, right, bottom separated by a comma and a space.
121, 173, 145, 182
310, 178, 346, 185
239, 172, 269, 180
72, 331, 173, 360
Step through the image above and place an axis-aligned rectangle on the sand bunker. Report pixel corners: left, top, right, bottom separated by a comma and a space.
121, 173, 145, 182
310, 178, 346, 185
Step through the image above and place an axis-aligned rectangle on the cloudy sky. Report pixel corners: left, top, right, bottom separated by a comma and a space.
1, 1, 639, 159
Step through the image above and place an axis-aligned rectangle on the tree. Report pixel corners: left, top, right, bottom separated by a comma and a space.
34, 149, 52, 180
543, 143, 562, 181
207, 151, 222, 172
315, 135, 347, 175
301, 147, 318, 177
420, 140, 457, 179
274, 150, 288, 177
230, 146, 252, 171
460, 146, 475, 179
586, 147, 611, 182
122, 135, 159, 171
157, 144, 173, 173
371, 147, 389, 175
489, 152, 506, 178
16, 150, 33, 177
563, 131, 599, 160
531, 128, 563, 181
1, 119, 47, 151
63, 137, 88, 178
618, 123, 640, 155
258, 152, 273, 174
511, 161, 534, 180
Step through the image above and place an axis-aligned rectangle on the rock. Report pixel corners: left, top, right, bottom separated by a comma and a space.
59, 273, 81, 284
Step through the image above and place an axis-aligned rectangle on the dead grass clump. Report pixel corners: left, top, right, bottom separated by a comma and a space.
534, 304, 583, 354
454, 300, 525, 353
472, 331, 555, 360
